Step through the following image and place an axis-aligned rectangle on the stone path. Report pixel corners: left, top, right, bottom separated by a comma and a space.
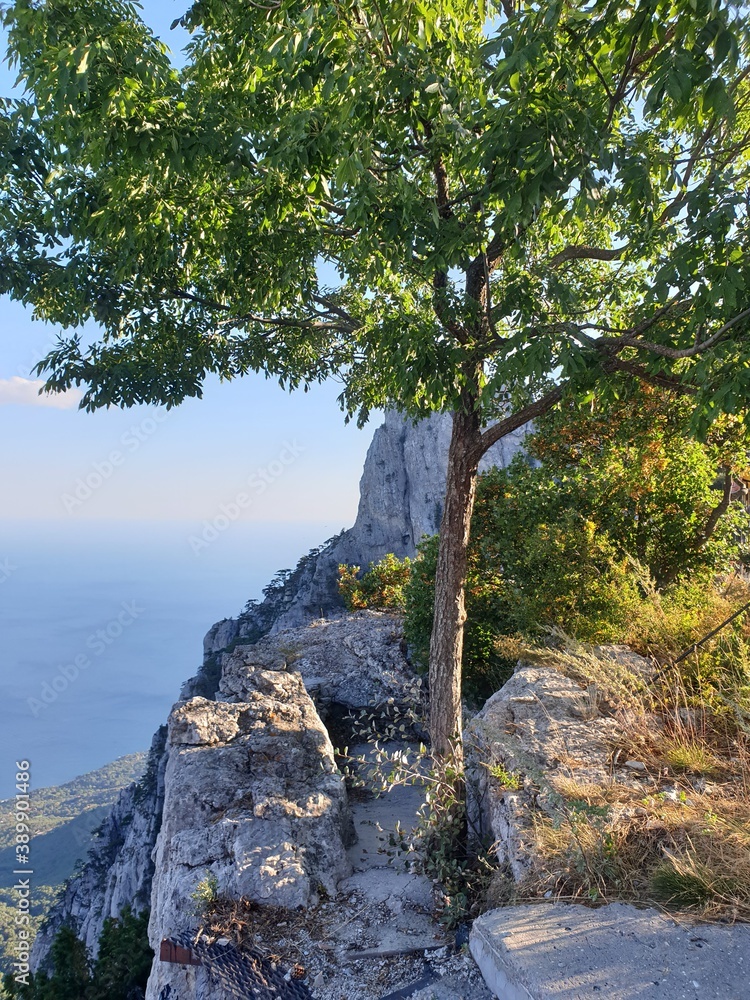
245, 740, 496, 1000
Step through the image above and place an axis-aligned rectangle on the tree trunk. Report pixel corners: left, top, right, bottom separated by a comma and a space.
428, 407, 483, 756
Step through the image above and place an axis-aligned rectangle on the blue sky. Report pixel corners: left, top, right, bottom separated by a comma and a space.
0, 1, 378, 527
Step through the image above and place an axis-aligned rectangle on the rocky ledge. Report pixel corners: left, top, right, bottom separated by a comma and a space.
146, 668, 352, 1000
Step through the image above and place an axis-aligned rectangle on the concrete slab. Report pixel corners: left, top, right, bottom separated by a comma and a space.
470, 903, 750, 1000
408, 968, 497, 1000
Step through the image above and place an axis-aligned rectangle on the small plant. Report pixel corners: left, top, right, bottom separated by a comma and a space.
191, 872, 219, 913
486, 763, 522, 790
338, 696, 500, 929
277, 642, 302, 668
650, 856, 717, 907
663, 738, 719, 776
338, 554, 412, 612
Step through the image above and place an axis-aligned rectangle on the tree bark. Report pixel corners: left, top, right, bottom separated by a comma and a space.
428, 406, 483, 756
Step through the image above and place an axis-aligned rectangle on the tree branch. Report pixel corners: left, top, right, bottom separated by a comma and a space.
598, 305, 750, 360
604, 357, 697, 396
658, 466, 735, 588
168, 288, 357, 333
477, 382, 568, 458
547, 245, 626, 268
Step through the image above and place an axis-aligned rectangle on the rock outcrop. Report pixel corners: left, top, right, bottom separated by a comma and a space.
227, 409, 529, 638
220, 610, 418, 717
146, 671, 352, 1000
466, 655, 649, 883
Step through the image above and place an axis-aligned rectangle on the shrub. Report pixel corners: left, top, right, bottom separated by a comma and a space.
3, 909, 152, 1000
88, 907, 152, 1000
338, 553, 412, 611
403, 384, 750, 706
191, 872, 219, 912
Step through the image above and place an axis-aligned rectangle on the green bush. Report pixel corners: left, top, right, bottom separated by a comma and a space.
403, 386, 750, 706
338, 553, 412, 611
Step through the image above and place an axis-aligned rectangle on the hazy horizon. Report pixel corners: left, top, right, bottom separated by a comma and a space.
0, 518, 342, 799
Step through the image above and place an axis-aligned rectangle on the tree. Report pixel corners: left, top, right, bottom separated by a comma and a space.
404, 383, 750, 702
88, 907, 152, 1000
3, 0, 750, 753
528, 385, 750, 589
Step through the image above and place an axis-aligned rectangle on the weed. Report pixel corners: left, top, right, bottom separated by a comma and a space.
663, 738, 719, 776
340, 704, 500, 929
191, 872, 219, 913
486, 763, 522, 790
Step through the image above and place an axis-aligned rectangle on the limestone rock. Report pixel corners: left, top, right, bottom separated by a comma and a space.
30, 726, 168, 968
219, 610, 417, 714
182, 409, 529, 697
192, 409, 530, 653
31, 405, 525, 975
466, 664, 622, 881
145, 672, 351, 1000
168, 699, 246, 745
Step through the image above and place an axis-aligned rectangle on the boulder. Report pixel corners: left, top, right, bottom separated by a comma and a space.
219, 610, 419, 715
145, 671, 351, 1000
466, 663, 637, 881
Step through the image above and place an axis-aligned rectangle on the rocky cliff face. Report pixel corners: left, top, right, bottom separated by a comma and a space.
205, 409, 528, 644
146, 670, 352, 1000
30, 726, 168, 968
30, 409, 528, 978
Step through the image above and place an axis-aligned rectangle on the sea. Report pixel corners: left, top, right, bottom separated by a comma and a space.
0, 518, 338, 800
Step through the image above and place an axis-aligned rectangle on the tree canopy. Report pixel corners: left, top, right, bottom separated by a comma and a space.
2, 0, 749, 420
3, 0, 750, 749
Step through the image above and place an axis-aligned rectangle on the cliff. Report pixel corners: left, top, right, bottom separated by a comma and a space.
30, 409, 529, 980
30, 728, 167, 965
203, 408, 527, 648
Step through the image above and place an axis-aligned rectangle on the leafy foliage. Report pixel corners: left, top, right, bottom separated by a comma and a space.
4, 0, 750, 747
1, 0, 750, 427
338, 553, 412, 611
404, 387, 750, 703
528, 387, 750, 588
343, 727, 499, 929
405, 533, 519, 706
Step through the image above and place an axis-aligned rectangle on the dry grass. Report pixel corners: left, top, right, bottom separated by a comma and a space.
525, 731, 750, 919
196, 894, 331, 968
495, 630, 654, 711
525, 782, 750, 917
624, 574, 750, 661
504, 628, 750, 921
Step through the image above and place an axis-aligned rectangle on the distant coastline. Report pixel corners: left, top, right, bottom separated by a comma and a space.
0, 518, 336, 798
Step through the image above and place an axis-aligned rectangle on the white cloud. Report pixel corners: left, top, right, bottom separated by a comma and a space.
0, 376, 82, 410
